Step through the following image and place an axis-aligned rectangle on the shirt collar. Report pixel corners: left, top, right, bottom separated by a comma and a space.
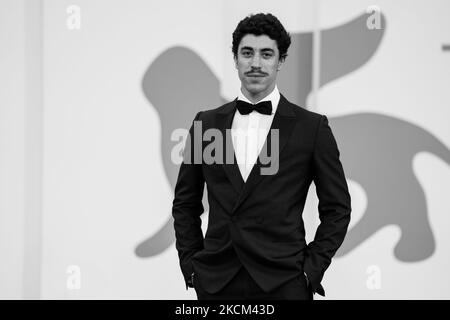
237, 85, 280, 115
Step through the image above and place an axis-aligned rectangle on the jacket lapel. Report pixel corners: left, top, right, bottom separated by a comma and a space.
231, 93, 296, 213
215, 94, 297, 213
216, 99, 245, 194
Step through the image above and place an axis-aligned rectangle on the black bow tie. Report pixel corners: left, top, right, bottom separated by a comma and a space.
236, 100, 272, 115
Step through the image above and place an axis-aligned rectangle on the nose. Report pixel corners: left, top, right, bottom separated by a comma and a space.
251, 54, 262, 68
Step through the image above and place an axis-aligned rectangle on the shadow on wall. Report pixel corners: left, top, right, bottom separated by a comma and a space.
135, 12, 450, 263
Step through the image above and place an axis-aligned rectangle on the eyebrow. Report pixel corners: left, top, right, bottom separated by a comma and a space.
240, 46, 275, 53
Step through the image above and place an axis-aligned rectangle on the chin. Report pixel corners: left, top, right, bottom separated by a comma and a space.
245, 84, 266, 94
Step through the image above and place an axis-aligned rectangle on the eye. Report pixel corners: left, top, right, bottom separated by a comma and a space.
263, 52, 273, 58
242, 51, 252, 57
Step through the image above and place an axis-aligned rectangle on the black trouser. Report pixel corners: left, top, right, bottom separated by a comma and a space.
193, 267, 313, 300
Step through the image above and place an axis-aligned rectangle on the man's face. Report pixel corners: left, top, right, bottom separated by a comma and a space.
234, 34, 283, 100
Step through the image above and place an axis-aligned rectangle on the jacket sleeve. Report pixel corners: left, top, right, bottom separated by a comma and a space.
172, 111, 205, 289
303, 115, 352, 297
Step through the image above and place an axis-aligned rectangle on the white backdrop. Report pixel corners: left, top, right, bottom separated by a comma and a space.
1, 0, 449, 299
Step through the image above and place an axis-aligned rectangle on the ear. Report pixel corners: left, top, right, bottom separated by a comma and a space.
234, 55, 238, 69
277, 58, 284, 71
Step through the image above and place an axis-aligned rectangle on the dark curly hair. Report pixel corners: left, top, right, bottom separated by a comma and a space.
232, 13, 291, 62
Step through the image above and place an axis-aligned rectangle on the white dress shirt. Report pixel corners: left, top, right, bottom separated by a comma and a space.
231, 85, 280, 182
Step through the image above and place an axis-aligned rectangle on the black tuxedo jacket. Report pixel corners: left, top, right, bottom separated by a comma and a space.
172, 93, 351, 297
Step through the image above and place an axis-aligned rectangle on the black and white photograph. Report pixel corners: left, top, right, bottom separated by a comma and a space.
1, 0, 449, 305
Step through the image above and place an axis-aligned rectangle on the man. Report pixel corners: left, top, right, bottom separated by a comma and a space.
172, 13, 351, 300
